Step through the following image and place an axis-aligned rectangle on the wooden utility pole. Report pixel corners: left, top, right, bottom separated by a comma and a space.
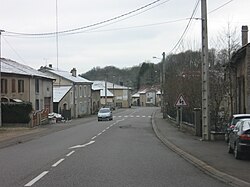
201, 0, 210, 140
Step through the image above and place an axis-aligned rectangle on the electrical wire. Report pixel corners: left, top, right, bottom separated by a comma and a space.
169, 0, 200, 53
2, 36, 27, 64
4, 0, 166, 36
208, 0, 233, 14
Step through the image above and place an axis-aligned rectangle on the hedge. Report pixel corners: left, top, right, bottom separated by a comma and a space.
2, 102, 33, 123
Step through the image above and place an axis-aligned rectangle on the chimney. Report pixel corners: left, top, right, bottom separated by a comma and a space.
242, 25, 248, 46
49, 64, 52, 68
70, 68, 77, 77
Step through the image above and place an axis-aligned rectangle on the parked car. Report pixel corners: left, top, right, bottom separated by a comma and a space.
228, 119, 250, 159
97, 108, 113, 121
225, 114, 250, 142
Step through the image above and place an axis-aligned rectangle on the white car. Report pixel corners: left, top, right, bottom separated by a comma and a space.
97, 108, 113, 121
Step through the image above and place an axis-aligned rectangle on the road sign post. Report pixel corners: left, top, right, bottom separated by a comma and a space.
175, 94, 188, 126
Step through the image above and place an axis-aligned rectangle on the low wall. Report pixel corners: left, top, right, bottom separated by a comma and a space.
180, 122, 196, 135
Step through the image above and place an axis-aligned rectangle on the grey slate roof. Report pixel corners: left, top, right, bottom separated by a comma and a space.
41, 66, 92, 84
53, 86, 72, 103
92, 81, 113, 97
1, 58, 54, 80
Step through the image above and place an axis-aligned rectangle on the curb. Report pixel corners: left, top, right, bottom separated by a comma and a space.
152, 111, 250, 187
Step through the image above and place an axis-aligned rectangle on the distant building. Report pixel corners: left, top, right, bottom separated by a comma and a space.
137, 87, 161, 107
39, 65, 93, 119
131, 93, 140, 106
1, 58, 54, 112
92, 81, 132, 108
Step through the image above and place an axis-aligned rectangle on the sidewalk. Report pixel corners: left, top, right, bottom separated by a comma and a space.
152, 109, 250, 187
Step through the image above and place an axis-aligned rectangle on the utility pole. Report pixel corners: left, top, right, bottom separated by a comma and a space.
162, 52, 167, 119
201, 0, 210, 140
105, 77, 107, 106
0, 30, 4, 127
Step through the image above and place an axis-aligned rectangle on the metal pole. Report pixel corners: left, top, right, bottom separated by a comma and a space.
105, 78, 107, 106
0, 30, 4, 127
201, 0, 210, 140
162, 52, 167, 118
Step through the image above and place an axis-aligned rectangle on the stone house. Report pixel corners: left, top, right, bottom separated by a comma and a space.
39, 65, 94, 119
229, 25, 250, 114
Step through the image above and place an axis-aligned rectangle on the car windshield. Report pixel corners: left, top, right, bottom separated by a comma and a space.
232, 116, 250, 125
99, 108, 110, 113
242, 121, 250, 131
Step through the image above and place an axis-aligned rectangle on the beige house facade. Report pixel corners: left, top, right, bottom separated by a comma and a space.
1, 58, 54, 112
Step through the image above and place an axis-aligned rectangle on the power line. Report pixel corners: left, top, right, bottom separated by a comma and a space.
4, 0, 167, 36
208, 0, 233, 14
2, 36, 27, 64
169, 0, 200, 53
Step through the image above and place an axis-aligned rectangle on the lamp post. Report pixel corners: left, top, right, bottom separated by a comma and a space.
0, 30, 4, 127
153, 53, 165, 116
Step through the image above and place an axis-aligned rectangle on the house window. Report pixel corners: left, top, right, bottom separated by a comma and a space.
18, 80, 24, 93
88, 86, 91, 97
79, 86, 82, 98
75, 85, 78, 98
35, 79, 39, 93
12, 79, 16, 93
84, 86, 87, 97
1, 79, 7, 94
70, 91, 73, 104
35, 99, 39, 110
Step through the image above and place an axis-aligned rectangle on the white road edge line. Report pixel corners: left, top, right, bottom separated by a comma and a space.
66, 151, 75, 157
52, 158, 65, 167
24, 171, 49, 186
91, 136, 97, 140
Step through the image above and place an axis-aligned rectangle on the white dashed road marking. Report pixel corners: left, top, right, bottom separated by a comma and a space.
66, 151, 75, 157
24, 171, 49, 186
69, 140, 95, 149
52, 158, 65, 167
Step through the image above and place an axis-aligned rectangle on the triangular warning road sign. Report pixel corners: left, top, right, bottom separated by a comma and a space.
175, 94, 188, 107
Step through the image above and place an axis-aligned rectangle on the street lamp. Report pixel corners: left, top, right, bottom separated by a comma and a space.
153, 52, 166, 115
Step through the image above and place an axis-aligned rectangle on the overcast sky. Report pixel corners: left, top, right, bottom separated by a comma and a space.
1, 0, 250, 74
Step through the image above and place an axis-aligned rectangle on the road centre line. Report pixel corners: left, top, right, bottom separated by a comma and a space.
69, 140, 95, 149
91, 136, 97, 140
97, 132, 102, 136
24, 171, 49, 186
66, 151, 75, 157
52, 158, 65, 167
102, 130, 106, 133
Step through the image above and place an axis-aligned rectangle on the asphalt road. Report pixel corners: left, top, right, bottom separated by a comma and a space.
0, 107, 228, 187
